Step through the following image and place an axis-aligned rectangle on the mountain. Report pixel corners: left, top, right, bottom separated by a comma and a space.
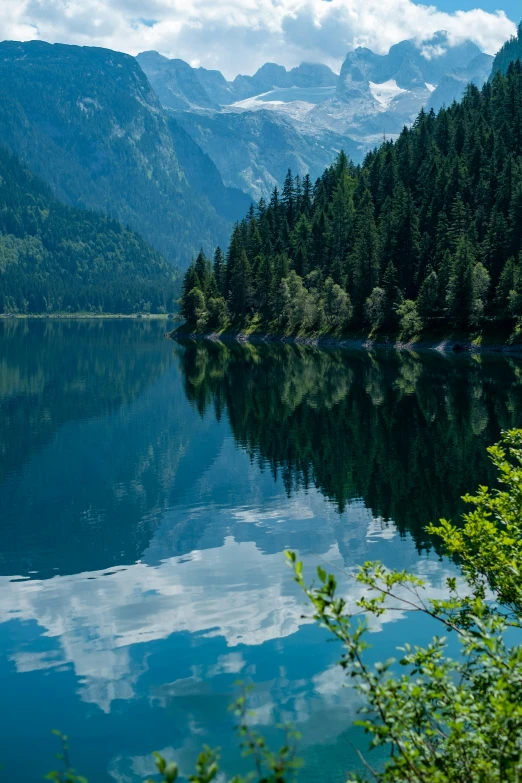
138, 55, 339, 108
173, 109, 363, 201
229, 61, 338, 101
0, 146, 179, 314
426, 52, 494, 113
310, 32, 485, 139
139, 33, 492, 200
0, 41, 249, 268
136, 51, 218, 110
338, 34, 482, 89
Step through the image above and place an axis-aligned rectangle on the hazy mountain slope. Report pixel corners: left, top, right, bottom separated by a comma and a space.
136, 51, 218, 110
173, 108, 363, 201
0, 41, 241, 268
167, 116, 252, 220
0, 146, 179, 314
426, 52, 494, 112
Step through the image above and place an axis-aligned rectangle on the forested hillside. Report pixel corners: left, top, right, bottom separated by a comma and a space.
180, 61, 522, 337
491, 22, 522, 77
0, 41, 246, 268
0, 147, 179, 314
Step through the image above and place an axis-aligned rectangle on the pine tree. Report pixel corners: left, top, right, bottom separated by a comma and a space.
194, 249, 211, 294
213, 247, 225, 295
447, 236, 475, 327
350, 188, 380, 315
417, 266, 439, 320
381, 262, 403, 326
327, 169, 355, 278
229, 249, 253, 317
180, 263, 202, 322
282, 169, 296, 230
495, 256, 516, 315
292, 214, 312, 278
301, 174, 312, 216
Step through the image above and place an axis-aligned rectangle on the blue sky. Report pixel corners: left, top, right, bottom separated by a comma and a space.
419, 0, 518, 21
0, 1, 518, 78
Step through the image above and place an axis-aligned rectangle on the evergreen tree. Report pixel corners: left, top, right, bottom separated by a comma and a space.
180, 264, 202, 321
447, 236, 475, 327
382, 262, 403, 326
229, 249, 253, 316
282, 169, 296, 230
194, 249, 212, 295
213, 247, 225, 295
350, 188, 380, 315
417, 267, 440, 320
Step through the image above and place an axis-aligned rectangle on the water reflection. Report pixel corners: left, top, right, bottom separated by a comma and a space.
1, 323, 521, 783
176, 339, 522, 549
2, 487, 457, 782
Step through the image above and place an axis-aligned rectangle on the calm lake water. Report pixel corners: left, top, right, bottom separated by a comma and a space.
1, 319, 522, 783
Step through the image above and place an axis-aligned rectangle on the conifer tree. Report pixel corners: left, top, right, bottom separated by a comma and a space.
350, 188, 380, 314
229, 249, 253, 316
447, 236, 475, 327
417, 266, 440, 320
382, 261, 403, 326
213, 247, 225, 296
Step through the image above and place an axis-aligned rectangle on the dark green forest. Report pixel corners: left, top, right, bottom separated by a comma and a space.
177, 339, 522, 551
0, 146, 179, 314
181, 52, 522, 337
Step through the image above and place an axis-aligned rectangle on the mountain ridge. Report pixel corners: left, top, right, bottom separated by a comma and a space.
138, 32, 494, 199
0, 40, 249, 268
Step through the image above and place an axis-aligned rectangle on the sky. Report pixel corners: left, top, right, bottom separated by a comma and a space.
0, 0, 518, 79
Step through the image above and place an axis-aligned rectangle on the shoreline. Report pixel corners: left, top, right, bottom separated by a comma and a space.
0, 313, 174, 320
168, 329, 522, 355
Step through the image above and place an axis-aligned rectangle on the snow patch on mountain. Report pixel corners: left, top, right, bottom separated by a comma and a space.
369, 79, 406, 109
137, 33, 494, 199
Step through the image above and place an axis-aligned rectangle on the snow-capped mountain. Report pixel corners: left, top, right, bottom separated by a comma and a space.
137, 33, 493, 199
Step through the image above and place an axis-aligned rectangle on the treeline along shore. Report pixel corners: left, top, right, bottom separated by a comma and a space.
176, 59, 522, 349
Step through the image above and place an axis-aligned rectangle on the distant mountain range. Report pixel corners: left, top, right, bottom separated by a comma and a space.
0, 30, 509, 294
137, 32, 494, 199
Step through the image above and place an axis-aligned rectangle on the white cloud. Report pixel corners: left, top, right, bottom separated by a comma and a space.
1, 500, 460, 714
0, 0, 515, 79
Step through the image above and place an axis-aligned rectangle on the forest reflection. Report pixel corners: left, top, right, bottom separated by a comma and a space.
176, 339, 522, 550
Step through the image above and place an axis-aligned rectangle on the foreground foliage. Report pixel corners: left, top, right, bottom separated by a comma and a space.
181, 48, 522, 337
289, 438, 522, 782
303, 431, 522, 782
47, 429, 522, 782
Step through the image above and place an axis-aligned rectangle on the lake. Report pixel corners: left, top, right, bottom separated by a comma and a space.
1, 318, 521, 783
